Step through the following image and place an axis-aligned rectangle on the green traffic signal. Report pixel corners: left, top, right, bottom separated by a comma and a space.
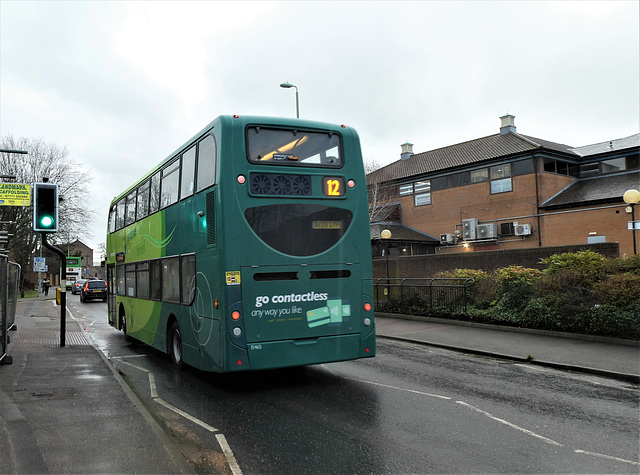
33, 183, 59, 232
40, 215, 54, 228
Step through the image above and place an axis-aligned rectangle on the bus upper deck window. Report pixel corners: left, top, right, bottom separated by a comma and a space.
246, 127, 342, 168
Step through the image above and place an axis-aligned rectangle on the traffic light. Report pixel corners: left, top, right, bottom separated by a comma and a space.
33, 183, 59, 232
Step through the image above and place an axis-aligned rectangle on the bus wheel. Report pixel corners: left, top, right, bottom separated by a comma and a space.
168, 321, 184, 371
120, 311, 132, 342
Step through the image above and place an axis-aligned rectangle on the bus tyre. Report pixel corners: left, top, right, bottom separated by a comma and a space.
169, 321, 184, 371
121, 312, 132, 342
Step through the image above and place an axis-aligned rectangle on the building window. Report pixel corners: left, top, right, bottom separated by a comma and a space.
399, 180, 432, 205
413, 181, 431, 206
490, 164, 512, 194
471, 169, 488, 183
601, 158, 626, 174
399, 184, 413, 196
579, 162, 599, 178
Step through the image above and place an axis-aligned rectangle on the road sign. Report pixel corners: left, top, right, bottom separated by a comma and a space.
33, 257, 47, 272
0, 183, 31, 206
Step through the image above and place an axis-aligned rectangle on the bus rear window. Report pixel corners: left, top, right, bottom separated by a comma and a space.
245, 204, 352, 256
246, 127, 342, 167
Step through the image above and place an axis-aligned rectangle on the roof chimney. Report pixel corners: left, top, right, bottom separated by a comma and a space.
499, 114, 516, 135
400, 142, 413, 160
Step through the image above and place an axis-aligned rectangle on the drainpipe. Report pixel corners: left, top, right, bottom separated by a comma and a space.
533, 155, 543, 247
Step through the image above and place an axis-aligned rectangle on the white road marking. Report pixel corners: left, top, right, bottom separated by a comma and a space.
148, 372, 158, 399
216, 434, 243, 475
456, 401, 563, 447
155, 397, 218, 432
118, 360, 151, 373
115, 359, 240, 469
358, 379, 451, 400
575, 449, 639, 465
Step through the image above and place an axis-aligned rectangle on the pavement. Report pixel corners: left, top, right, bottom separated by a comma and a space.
1, 297, 638, 474
1, 295, 193, 474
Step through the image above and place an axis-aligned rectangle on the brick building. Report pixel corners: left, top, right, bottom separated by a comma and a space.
27, 239, 102, 289
367, 115, 639, 259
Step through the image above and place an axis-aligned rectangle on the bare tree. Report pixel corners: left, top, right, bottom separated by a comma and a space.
97, 242, 106, 262
365, 157, 396, 223
1, 135, 93, 293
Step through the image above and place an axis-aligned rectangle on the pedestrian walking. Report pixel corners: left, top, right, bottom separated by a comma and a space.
43, 279, 50, 296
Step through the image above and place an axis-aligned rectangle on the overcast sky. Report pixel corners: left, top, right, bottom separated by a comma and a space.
1, 1, 638, 258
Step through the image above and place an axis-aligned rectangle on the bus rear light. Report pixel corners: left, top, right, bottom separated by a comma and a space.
237, 175, 246, 184
347, 179, 355, 188
363, 317, 371, 326
365, 347, 370, 353
234, 115, 240, 118
233, 327, 242, 337
364, 303, 372, 312
237, 360, 243, 365
215, 298, 219, 309
232, 311, 241, 320
341, 124, 346, 128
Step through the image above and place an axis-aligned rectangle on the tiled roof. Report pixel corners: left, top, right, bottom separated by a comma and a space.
368, 132, 575, 184
370, 222, 439, 242
569, 133, 640, 157
540, 171, 640, 209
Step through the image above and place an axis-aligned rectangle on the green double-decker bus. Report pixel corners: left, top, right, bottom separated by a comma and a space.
106, 115, 375, 372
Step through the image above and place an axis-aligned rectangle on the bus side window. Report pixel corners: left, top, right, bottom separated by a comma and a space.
150, 259, 162, 301
137, 181, 150, 220
136, 262, 150, 299
180, 146, 196, 200
116, 199, 125, 230
162, 257, 180, 303
108, 207, 116, 234
181, 254, 196, 305
125, 191, 137, 226
149, 171, 161, 214
116, 264, 125, 296
197, 135, 216, 192
161, 160, 180, 209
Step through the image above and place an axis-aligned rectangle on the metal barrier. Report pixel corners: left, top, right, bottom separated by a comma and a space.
373, 278, 474, 315
1, 254, 21, 365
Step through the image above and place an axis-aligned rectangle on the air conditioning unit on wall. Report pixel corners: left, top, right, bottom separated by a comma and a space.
462, 218, 477, 240
515, 223, 532, 236
440, 233, 454, 245
476, 223, 497, 239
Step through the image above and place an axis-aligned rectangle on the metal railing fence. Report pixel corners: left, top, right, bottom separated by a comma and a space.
1, 254, 20, 364
373, 278, 475, 315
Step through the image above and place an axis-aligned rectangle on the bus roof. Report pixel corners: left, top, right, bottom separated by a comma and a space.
109, 115, 358, 207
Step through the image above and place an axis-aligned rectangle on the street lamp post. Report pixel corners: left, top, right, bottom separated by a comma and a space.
381, 229, 392, 278
280, 82, 299, 118
623, 189, 640, 255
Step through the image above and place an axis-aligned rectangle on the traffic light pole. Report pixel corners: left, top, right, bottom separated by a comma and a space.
41, 233, 66, 347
